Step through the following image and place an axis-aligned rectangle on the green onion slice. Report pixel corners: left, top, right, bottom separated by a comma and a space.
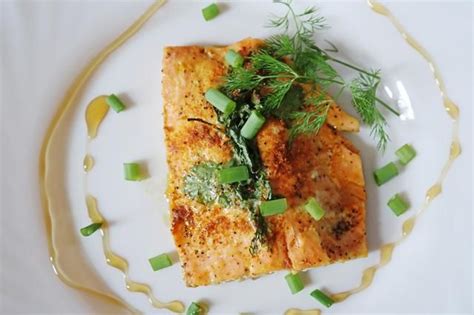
285, 272, 304, 294
310, 289, 334, 308
148, 253, 172, 271
241, 110, 266, 140
260, 198, 287, 216
123, 163, 143, 181
225, 49, 244, 68
186, 302, 203, 315
80, 222, 102, 237
106, 94, 126, 113
304, 197, 325, 221
218, 165, 249, 184
395, 143, 416, 165
387, 193, 409, 216
202, 3, 219, 21
373, 162, 399, 186
205, 88, 236, 116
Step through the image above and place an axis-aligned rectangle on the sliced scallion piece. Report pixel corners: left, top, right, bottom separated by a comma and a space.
395, 143, 416, 165
205, 88, 236, 116
285, 272, 304, 294
373, 162, 399, 186
218, 165, 249, 184
148, 253, 172, 271
241, 110, 266, 139
123, 163, 143, 181
304, 197, 325, 221
202, 3, 219, 21
186, 302, 203, 315
310, 289, 334, 308
387, 193, 409, 216
225, 49, 244, 68
260, 198, 287, 216
80, 222, 102, 237
106, 94, 126, 113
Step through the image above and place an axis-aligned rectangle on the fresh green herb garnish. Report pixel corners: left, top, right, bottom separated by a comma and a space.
183, 162, 246, 207
373, 162, 399, 186
395, 143, 417, 165
285, 272, 305, 294
387, 193, 409, 216
80, 222, 102, 237
183, 162, 222, 205
183, 161, 271, 254
186, 302, 204, 315
260, 198, 288, 216
224, 0, 400, 150
148, 253, 172, 271
350, 71, 390, 151
310, 289, 334, 308
106, 94, 126, 113
202, 3, 219, 21
304, 197, 326, 221
123, 162, 144, 181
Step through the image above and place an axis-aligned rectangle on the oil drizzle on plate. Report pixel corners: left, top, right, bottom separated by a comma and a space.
38, 0, 170, 314
85, 195, 184, 313
324, 0, 462, 306
284, 308, 321, 315
86, 96, 109, 139
83, 154, 94, 172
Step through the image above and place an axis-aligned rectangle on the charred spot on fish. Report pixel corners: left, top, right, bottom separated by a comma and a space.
332, 219, 352, 240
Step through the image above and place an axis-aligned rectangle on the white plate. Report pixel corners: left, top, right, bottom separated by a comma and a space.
1, 1, 472, 314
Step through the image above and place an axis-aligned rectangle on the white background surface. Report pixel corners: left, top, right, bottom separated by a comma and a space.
1, 1, 473, 314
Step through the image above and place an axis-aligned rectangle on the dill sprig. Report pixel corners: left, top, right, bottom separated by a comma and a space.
288, 95, 333, 140
350, 71, 390, 151
222, 0, 400, 149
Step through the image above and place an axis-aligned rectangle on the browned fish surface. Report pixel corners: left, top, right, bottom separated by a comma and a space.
162, 38, 367, 287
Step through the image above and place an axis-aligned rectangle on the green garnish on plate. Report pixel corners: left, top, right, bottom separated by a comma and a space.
148, 253, 173, 271
223, 0, 399, 151
202, 3, 219, 21
80, 222, 102, 237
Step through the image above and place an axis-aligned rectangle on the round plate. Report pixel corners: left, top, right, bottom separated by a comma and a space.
4, 1, 471, 314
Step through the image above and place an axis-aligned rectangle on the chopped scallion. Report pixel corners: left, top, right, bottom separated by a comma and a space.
80, 222, 102, 237
148, 253, 172, 271
387, 193, 409, 216
241, 110, 266, 139
106, 94, 126, 113
304, 197, 325, 221
310, 289, 334, 308
218, 165, 249, 184
260, 198, 287, 216
123, 163, 143, 181
395, 143, 416, 165
186, 302, 203, 315
202, 3, 219, 21
225, 49, 244, 68
285, 272, 304, 294
373, 162, 399, 186
205, 88, 236, 116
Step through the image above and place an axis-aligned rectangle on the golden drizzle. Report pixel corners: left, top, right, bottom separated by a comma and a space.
38, 0, 167, 313
86, 96, 109, 139
284, 309, 321, 315
85, 195, 185, 313
327, 0, 462, 305
83, 154, 94, 172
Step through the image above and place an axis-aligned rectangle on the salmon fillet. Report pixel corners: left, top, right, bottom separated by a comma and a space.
162, 38, 367, 287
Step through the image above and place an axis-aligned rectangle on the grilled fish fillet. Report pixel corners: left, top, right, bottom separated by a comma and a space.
162, 38, 367, 287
